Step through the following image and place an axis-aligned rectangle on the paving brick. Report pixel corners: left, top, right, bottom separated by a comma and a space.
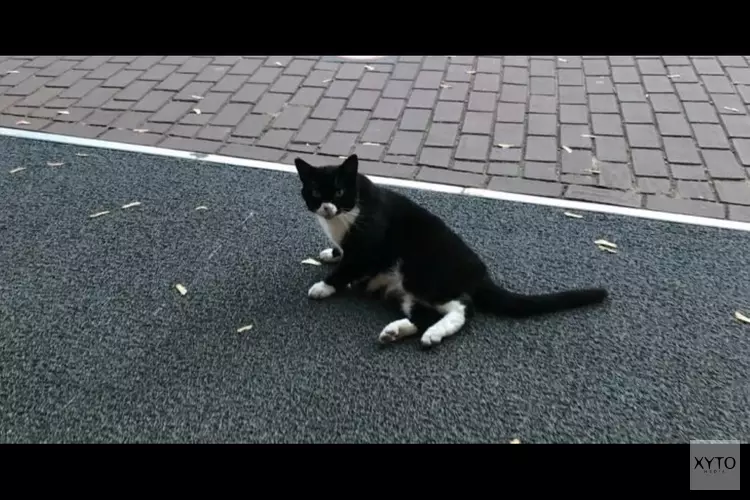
433, 101, 464, 123
494, 123, 525, 145
530, 59, 555, 77
425, 123, 459, 147
418, 167, 486, 187
284, 59, 315, 76
73, 56, 110, 71
609, 56, 635, 66
178, 58, 212, 74
528, 95, 556, 114
84, 110, 120, 127
473, 73, 501, 92
638, 177, 672, 195
112, 111, 151, 129
637, 59, 667, 75
149, 101, 191, 123
664, 137, 702, 164
670, 165, 707, 180
373, 98, 406, 119
272, 106, 310, 130
700, 149, 745, 179
612, 66, 639, 84
5, 77, 51, 96
359, 72, 389, 90
585, 77, 614, 95
445, 65, 473, 83
397, 109, 429, 131
461, 112, 493, 135
336, 63, 365, 81
476, 57, 502, 73
18, 87, 61, 107
592, 114, 623, 135
727, 67, 750, 85
283, 87, 319, 107
293, 119, 334, 144
588, 94, 618, 114
115, 80, 156, 101
361, 120, 396, 144
383, 80, 412, 99
407, 90, 438, 109
160, 136, 222, 154
615, 83, 646, 102
654, 113, 691, 137
101, 99, 132, 112
353, 143, 386, 161
100, 128, 162, 146
456, 134, 490, 161
211, 103, 251, 126
530, 77, 556, 96
561, 125, 592, 149
721, 114, 750, 137
357, 161, 416, 179
732, 139, 750, 166
712, 95, 747, 114
675, 83, 709, 101
249, 67, 281, 84
488, 177, 562, 197
220, 144, 284, 161
701, 75, 734, 94
468, 92, 497, 112
192, 92, 228, 114
523, 161, 557, 181
565, 185, 643, 207
645, 196, 725, 218
624, 124, 661, 149
415, 71, 444, 90
737, 86, 750, 105
163, 57, 191, 66
253, 93, 288, 114
527, 113, 556, 136
500, 84, 528, 103
0, 94, 20, 112
392, 63, 420, 80
88, 63, 126, 80
388, 131, 423, 156
719, 56, 747, 67
76, 87, 118, 107
502, 67, 528, 86
557, 68, 584, 86
667, 66, 699, 82
561, 150, 594, 174
419, 147, 452, 168
128, 56, 162, 71
560, 104, 588, 124
153, 72, 192, 92
693, 123, 730, 149
440, 82, 470, 102
233, 114, 271, 138
255, 129, 293, 149
662, 56, 689, 65
23, 56, 56, 69
642, 76, 673, 94
619, 103, 653, 125
310, 98, 345, 120
195, 126, 230, 142
168, 124, 199, 138
684, 102, 719, 123
504, 56, 529, 67
132, 90, 173, 112
211, 74, 249, 93
676, 180, 715, 200
172, 82, 211, 102
560, 86, 588, 104
42, 122, 101, 138
102, 70, 142, 88
597, 162, 634, 190
36, 60, 77, 78
141, 65, 177, 81
594, 136, 629, 162
525, 136, 557, 162
489, 163, 520, 176
582, 59, 610, 76
347, 90, 379, 110
691, 58, 723, 76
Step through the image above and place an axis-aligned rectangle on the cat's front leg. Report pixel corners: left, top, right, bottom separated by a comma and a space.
318, 247, 342, 264
307, 255, 367, 300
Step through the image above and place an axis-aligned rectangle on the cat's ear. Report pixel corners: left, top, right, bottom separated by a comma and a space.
339, 154, 359, 176
294, 158, 313, 182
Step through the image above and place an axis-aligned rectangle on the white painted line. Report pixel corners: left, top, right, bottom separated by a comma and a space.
2, 126, 750, 232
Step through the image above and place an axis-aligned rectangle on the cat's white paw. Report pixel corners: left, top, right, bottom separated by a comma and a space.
378, 318, 418, 343
420, 326, 446, 347
308, 281, 336, 299
318, 248, 341, 263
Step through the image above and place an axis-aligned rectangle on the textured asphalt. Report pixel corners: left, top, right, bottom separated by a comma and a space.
0, 135, 748, 444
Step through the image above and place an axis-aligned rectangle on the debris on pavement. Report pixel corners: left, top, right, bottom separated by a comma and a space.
192, 108, 202, 115
564, 211, 583, 218
496, 143, 515, 149
439, 83, 452, 89
558, 57, 568, 62
195, 205, 208, 211
667, 74, 680, 79
9, 167, 26, 174
362, 142, 381, 146
15, 120, 30, 126
322, 78, 332, 83
47, 162, 64, 167
301, 258, 322, 266
75, 153, 89, 157
191, 95, 204, 100
57, 110, 70, 115
723, 106, 741, 113
734, 311, 750, 324
595, 239, 618, 253
88, 210, 110, 219
562, 145, 573, 153
121, 201, 141, 209
510, 438, 521, 444
175, 283, 188, 296
133, 128, 149, 133
466, 70, 477, 75
364, 65, 375, 71
237, 324, 254, 333
6, 70, 20, 74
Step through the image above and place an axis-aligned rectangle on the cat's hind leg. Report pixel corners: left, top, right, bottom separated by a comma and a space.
378, 294, 420, 343
318, 247, 342, 264
418, 298, 471, 347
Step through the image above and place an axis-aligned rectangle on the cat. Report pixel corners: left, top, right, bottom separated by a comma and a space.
293, 154, 608, 348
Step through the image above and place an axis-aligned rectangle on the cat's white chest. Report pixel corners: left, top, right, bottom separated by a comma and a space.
315, 207, 359, 250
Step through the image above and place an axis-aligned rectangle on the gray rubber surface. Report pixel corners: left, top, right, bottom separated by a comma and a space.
0, 135, 748, 444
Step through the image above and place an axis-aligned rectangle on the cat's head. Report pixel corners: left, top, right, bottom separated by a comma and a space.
294, 154, 359, 219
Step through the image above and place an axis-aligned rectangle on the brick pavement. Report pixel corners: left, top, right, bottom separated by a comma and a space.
2, 55, 750, 221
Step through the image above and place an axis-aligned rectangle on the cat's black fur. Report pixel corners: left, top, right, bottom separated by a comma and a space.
294, 154, 608, 347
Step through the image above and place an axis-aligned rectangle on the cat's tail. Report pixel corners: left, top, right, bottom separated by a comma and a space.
472, 278, 608, 318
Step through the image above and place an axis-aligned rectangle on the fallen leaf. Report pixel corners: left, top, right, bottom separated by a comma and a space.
89, 210, 110, 219
9, 168, 26, 174
121, 201, 141, 209
6, 70, 19, 74
594, 239, 617, 249
191, 95, 204, 100
362, 142, 381, 146
75, 153, 89, 157
667, 74, 681, 79
466, 70, 477, 75
558, 57, 568, 62
581, 134, 596, 138
597, 245, 618, 254
439, 83, 452, 89
57, 110, 70, 115
338, 155, 348, 159
564, 211, 583, 218
365, 65, 375, 71
132, 128, 149, 133
301, 258, 322, 266
15, 120, 31, 126
47, 162, 64, 167
510, 438, 521, 444
596, 80, 604, 85
734, 311, 750, 324
275, 61, 283, 66
322, 78, 333, 83
193, 108, 202, 115
175, 283, 188, 296
562, 145, 573, 153
195, 206, 208, 211
723, 106, 741, 113
237, 324, 254, 333
496, 143, 514, 149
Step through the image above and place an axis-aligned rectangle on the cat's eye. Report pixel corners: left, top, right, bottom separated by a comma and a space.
334, 189, 344, 198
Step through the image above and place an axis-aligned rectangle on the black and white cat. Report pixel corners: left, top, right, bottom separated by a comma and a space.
294, 154, 608, 348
